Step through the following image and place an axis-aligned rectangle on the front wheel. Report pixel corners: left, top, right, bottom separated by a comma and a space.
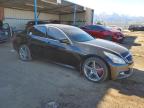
82, 57, 109, 82
18, 44, 32, 61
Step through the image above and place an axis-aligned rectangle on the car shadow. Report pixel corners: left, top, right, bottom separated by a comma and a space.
122, 36, 141, 49
33, 57, 144, 108
3, 41, 143, 108
95, 68, 144, 108
35, 58, 144, 108
108, 68, 144, 97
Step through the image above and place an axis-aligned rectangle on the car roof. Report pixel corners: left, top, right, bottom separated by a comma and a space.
82, 24, 105, 27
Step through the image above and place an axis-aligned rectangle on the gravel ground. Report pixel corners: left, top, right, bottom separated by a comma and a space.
0, 31, 144, 108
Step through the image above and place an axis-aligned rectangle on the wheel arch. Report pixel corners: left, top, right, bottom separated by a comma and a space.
16, 36, 29, 51
81, 54, 111, 79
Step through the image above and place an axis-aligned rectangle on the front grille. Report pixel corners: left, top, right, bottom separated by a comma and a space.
125, 53, 133, 63
122, 52, 133, 64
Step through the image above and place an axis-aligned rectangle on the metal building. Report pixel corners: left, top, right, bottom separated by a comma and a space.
0, 0, 94, 30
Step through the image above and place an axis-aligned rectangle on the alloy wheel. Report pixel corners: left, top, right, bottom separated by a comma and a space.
19, 45, 31, 61
84, 59, 104, 82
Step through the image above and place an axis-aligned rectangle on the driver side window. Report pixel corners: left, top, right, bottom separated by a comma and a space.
47, 27, 67, 40
88, 25, 103, 31
28, 26, 47, 37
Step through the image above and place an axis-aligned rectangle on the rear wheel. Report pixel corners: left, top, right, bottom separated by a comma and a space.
18, 44, 32, 61
82, 57, 109, 82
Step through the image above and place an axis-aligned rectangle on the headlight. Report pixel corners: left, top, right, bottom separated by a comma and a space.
104, 51, 126, 64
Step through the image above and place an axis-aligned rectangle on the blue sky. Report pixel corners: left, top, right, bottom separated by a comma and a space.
67, 0, 144, 16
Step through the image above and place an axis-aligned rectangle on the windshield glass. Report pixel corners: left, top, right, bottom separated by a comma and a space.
62, 27, 94, 42
100, 26, 111, 31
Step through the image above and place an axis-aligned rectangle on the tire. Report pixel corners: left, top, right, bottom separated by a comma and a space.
82, 57, 109, 82
18, 44, 32, 61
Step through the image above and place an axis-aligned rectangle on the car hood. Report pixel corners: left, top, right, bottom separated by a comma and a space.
79, 39, 128, 54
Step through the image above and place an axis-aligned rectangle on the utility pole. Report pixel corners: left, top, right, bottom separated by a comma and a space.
34, 0, 38, 25
73, 4, 77, 25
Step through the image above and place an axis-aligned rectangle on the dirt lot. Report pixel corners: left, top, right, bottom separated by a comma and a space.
97, 31, 144, 108
0, 31, 144, 108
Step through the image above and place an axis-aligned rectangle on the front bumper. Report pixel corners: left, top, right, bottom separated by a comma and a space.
113, 36, 124, 43
110, 63, 134, 80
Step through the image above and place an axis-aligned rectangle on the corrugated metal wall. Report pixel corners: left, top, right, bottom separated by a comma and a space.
60, 8, 94, 26
4, 8, 59, 30
0, 7, 4, 20
60, 12, 86, 26
85, 8, 94, 25
3, 8, 93, 29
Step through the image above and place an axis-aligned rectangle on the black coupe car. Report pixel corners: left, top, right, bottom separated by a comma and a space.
129, 25, 144, 31
12, 24, 133, 82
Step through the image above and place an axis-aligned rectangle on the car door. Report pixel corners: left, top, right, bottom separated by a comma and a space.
82, 26, 98, 38
28, 26, 48, 56
46, 27, 80, 66
82, 26, 95, 36
83, 25, 104, 38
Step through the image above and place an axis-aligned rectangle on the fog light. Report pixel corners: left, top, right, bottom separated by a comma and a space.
119, 71, 125, 75
117, 69, 133, 79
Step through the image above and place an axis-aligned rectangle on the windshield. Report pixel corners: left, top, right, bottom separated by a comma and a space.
62, 27, 94, 42
105, 26, 112, 30
100, 26, 111, 31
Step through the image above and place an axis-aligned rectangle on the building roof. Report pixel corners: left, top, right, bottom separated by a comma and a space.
0, 0, 85, 14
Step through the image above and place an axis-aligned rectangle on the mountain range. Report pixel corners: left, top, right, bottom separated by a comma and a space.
94, 13, 144, 28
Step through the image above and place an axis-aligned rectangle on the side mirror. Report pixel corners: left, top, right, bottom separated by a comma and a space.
59, 39, 70, 44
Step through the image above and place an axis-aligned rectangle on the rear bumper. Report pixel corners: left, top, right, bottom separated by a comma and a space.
110, 63, 134, 80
